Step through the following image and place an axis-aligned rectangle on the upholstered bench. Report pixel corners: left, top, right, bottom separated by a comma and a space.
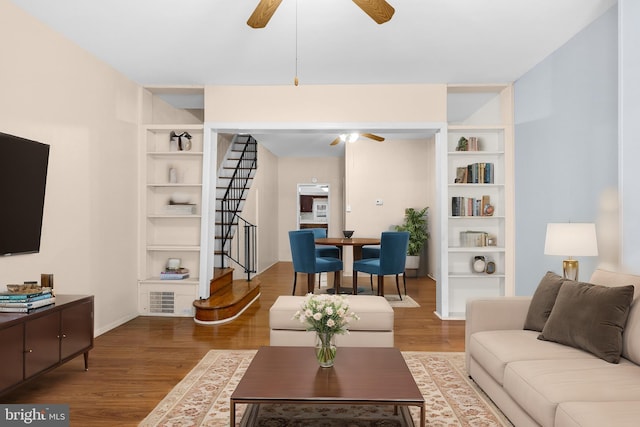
269, 295, 394, 347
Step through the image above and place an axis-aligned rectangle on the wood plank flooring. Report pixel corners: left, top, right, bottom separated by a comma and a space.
1, 262, 465, 426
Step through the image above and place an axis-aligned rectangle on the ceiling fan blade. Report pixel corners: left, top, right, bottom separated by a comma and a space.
247, 0, 283, 28
352, 0, 395, 24
330, 137, 341, 146
362, 133, 385, 142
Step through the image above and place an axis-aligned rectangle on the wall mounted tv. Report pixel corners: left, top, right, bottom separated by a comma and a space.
0, 132, 50, 256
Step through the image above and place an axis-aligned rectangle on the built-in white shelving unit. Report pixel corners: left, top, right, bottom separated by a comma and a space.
438, 85, 514, 319
138, 87, 205, 316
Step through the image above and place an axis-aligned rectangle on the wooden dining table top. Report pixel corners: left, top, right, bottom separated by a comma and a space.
315, 237, 380, 246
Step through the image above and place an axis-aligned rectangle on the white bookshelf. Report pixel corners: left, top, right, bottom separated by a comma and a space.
438, 85, 515, 319
139, 122, 204, 317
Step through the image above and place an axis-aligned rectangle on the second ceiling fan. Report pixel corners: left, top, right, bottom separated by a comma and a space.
247, 0, 395, 28
329, 132, 385, 146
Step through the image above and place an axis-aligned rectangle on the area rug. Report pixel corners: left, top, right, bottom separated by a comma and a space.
139, 350, 511, 427
384, 295, 420, 308
241, 403, 414, 426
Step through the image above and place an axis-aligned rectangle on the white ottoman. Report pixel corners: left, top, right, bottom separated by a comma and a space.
269, 295, 394, 347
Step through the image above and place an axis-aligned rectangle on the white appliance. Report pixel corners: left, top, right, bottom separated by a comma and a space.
313, 199, 328, 222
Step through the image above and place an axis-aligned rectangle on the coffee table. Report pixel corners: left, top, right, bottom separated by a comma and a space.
230, 346, 425, 426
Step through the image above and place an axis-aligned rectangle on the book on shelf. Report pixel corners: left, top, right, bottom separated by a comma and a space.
460, 230, 490, 247
454, 163, 494, 184
452, 195, 492, 217
160, 268, 190, 280
0, 297, 56, 312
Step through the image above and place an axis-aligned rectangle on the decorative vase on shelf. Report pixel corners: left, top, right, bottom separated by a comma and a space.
315, 332, 337, 368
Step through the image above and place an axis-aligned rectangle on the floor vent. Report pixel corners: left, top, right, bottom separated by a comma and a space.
149, 291, 175, 314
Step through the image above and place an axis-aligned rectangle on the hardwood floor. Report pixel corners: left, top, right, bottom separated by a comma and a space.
1, 262, 465, 426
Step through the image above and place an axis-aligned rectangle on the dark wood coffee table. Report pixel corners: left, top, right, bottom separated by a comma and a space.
230, 346, 425, 426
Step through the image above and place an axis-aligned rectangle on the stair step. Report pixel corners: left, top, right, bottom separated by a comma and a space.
193, 278, 261, 323
208, 267, 234, 295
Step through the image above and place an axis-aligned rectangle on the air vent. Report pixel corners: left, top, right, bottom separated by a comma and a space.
149, 291, 175, 314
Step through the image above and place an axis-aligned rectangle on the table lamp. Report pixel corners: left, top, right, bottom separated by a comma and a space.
544, 223, 598, 280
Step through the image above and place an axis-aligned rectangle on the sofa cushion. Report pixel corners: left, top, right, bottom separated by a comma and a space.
538, 280, 634, 363
524, 271, 565, 332
555, 401, 640, 427
589, 269, 640, 365
469, 330, 594, 385
503, 358, 640, 427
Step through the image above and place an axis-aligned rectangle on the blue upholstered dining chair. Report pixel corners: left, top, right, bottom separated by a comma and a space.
308, 228, 340, 289
309, 228, 340, 258
361, 245, 381, 291
288, 230, 343, 295
352, 231, 409, 299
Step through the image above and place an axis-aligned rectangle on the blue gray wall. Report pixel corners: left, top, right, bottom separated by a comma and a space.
514, 6, 618, 295
620, 0, 640, 273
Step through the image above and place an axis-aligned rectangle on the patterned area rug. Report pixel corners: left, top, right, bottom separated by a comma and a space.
139, 350, 511, 427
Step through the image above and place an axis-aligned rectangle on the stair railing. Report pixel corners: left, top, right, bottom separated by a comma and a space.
219, 135, 258, 280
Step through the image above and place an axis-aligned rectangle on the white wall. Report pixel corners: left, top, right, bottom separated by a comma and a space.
514, 5, 618, 294
0, 0, 140, 334
345, 137, 435, 276
277, 157, 345, 261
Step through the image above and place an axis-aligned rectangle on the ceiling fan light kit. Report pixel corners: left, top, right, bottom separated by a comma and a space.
330, 132, 385, 146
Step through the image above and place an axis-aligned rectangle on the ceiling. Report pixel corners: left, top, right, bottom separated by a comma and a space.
11, 0, 616, 156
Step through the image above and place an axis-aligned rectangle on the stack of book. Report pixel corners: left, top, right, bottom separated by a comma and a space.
0, 288, 55, 313
160, 268, 189, 280
460, 230, 490, 247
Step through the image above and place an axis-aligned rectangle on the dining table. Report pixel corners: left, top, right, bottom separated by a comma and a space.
315, 237, 381, 294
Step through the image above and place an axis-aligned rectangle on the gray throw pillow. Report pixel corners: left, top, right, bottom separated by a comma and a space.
524, 271, 565, 332
538, 281, 635, 363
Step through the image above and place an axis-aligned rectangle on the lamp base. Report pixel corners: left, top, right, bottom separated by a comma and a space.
563, 259, 579, 281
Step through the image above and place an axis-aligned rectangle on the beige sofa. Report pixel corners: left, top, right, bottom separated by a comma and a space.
270, 295, 394, 347
466, 269, 640, 427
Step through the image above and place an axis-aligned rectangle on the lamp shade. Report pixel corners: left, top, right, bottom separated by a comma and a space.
544, 223, 598, 257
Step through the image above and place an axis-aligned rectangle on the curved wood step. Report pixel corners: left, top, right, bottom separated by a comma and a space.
193, 278, 260, 324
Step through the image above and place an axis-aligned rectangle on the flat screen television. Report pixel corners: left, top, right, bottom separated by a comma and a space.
0, 132, 50, 256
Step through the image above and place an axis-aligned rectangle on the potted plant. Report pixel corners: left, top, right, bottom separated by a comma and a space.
395, 207, 429, 269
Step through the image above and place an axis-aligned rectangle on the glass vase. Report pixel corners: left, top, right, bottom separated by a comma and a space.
315, 332, 337, 368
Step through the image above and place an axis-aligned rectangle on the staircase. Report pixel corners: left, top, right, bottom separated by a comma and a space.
194, 135, 260, 324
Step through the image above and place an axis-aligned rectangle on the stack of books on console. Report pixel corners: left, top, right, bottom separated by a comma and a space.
160, 268, 190, 280
0, 286, 55, 313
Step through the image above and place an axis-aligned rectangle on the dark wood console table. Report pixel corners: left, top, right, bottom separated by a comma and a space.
0, 294, 94, 396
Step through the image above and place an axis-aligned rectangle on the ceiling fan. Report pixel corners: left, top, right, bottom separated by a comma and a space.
329, 132, 385, 146
247, 0, 395, 28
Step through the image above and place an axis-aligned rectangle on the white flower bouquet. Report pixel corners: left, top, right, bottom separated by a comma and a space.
293, 293, 359, 335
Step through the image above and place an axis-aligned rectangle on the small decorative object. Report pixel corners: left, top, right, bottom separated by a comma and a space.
343, 230, 354, 239
170, 192, 190, 204
484, 204, 495, 216
468, 136, 479, 151
486, 261, 496, 274
487, 236, 497, 246
166, 258, 182, 271
456, 136, 468, 151
472, 255, 487, 273
170, 131, 192, 151
293, 294, 359, 368
169, 167, 177, 184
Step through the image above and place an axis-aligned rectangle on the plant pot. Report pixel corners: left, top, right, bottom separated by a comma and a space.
405, 255, 420, 270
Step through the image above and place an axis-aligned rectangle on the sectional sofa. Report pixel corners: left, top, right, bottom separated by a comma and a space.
465, 269, 640, 427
